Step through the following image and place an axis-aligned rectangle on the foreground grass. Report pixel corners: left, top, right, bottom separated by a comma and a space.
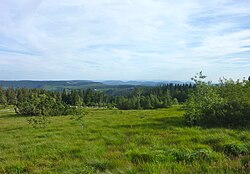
0, 106, 249, 174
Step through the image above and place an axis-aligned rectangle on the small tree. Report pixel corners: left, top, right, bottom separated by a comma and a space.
184, 72, 225, 126
6, 87, 16, 105
16, 94, 83, 128
185, 72, 250, 127
0, 86, 7, 107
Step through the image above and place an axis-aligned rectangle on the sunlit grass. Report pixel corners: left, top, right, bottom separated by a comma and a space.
0, 106, 249, 173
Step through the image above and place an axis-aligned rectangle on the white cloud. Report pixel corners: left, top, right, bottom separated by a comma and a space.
0, 0, 249, 80
191, 30, 250, 58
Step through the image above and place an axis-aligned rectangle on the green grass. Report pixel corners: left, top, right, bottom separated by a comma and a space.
0, 106, 249, 173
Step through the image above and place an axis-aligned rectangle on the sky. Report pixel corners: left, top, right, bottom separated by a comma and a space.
0, 0, 250, 81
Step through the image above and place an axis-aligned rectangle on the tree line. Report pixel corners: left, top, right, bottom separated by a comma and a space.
0, 84, 194, 115
1, 74, 249, 127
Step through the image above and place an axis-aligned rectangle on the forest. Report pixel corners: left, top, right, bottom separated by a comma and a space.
0, 83, 193, 112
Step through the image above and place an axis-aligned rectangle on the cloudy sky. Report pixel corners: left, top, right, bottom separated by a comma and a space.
0, 0, 250, 81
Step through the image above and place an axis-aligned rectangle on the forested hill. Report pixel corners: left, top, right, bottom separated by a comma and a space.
0, 80, 103, 90
0, 80, 190, 91
101, 80, 185, 86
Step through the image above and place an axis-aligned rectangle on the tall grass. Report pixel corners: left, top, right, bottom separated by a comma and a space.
0, 106, 249, 173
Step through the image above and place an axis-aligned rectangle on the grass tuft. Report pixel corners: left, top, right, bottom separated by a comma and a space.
223, 143, 249, 157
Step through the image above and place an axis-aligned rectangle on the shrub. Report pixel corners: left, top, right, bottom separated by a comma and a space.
185, 72, 250, 127
15, 94, 81, 116
15, 94, 84, 128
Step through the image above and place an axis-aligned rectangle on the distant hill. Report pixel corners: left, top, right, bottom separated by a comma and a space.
102, 80, 186, 86
0, 80, 190, 91
0, 80, 103, 91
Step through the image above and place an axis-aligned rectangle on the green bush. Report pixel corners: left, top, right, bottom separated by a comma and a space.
185, 72, 250, 127
15, 94, 81, 116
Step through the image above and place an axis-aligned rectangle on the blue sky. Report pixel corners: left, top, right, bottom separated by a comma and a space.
0, 0, 250, 81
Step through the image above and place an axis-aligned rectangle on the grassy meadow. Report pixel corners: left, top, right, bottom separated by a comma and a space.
0, 106, 249, 174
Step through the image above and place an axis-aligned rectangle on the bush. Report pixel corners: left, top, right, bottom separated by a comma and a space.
15, 94, 81, 116
185, 72, 250, 127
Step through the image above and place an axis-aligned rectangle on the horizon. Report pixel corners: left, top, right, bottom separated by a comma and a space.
0, 75, 248, 83
0, 0, 250, 81
0, 79, 189, 81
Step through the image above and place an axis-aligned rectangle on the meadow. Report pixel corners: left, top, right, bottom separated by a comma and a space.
0, 106, 249, 174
